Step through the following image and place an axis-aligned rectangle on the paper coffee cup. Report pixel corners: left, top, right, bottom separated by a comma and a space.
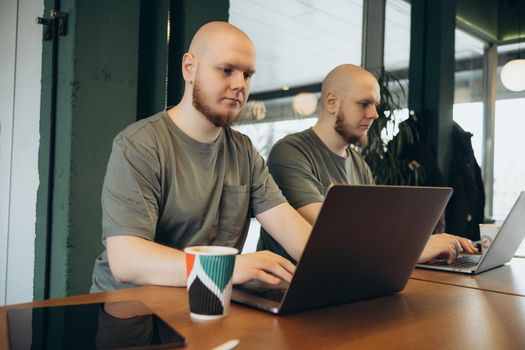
184, 246, 238, 320
479, 223, 501, 252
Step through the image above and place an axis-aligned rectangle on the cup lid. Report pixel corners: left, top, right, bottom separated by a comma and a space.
184, 246, 238, 256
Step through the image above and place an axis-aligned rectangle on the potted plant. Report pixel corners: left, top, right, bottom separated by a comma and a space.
361, 69, 426, 186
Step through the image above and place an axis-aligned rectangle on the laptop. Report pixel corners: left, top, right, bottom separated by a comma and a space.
416, 191, 525, 274
232, 185, 453, 315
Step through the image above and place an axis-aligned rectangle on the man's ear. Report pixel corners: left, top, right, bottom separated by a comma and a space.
324, 91, 339, 115
182, 53, 196, 83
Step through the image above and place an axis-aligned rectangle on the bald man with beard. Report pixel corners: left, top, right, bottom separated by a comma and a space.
258, 64, 478, 264
91, 22, 311, 292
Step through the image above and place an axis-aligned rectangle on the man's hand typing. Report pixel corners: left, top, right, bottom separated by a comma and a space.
233, 251, 296, 285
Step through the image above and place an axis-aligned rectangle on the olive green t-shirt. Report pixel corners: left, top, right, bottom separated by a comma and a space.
258, 128, 374, 261
91, 111, 286, 292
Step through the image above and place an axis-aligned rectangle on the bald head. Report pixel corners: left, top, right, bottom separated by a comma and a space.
178, 21, 256, 128
319, 64, 379, 116
182, 21, 256, 88
321, 64, 377, 103
314, 64, 380, 148
189, 21, 254, 60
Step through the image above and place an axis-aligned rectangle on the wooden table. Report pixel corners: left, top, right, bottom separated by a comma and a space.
411, 257, 525, 296
2, 279, 525, 349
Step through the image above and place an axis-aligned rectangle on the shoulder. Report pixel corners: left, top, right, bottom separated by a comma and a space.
278, 129, 313, 146
113, 112, 168, 149
269, 129, 314, 160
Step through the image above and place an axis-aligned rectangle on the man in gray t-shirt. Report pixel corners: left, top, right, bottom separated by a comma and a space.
259, 64, 478, 264
91, 22, 311, 292
258, 128, 374, 262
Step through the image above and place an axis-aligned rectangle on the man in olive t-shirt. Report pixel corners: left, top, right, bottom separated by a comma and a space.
258, 128, 374, 262
259, 64, 478, 264
91, 22, 311, 292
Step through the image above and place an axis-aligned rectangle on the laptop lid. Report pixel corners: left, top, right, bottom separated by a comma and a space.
233, 185, 453, 315
416, 191, 525, 274
476, 191, 525, 273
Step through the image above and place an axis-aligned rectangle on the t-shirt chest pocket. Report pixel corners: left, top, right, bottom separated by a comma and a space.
219, 184, 250, 235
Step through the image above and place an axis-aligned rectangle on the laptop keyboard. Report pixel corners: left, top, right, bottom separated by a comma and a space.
236, 286, 286, 302
427, 254, 482, 267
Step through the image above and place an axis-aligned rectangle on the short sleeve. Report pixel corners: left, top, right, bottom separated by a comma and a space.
246, 140, 286, 216
267, 140, 324, 209
101, 132, 161, 241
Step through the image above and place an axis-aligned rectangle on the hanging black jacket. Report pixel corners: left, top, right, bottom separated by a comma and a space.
445, 122, 485, 240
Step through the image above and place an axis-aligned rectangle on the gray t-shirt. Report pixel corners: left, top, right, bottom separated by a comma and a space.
258, 128, 374, 261
92, 111, 286, 292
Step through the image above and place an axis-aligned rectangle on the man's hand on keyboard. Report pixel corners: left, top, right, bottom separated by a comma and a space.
233, 251, 296, 285
418, 233, 479, 264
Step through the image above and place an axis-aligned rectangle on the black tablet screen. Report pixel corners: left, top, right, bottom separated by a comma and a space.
7, 300, 186, 349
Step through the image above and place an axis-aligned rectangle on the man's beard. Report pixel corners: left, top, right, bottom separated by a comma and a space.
192, 79, 241, 127
334, 109, 368, 147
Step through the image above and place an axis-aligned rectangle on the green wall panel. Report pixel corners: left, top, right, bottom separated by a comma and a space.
409, 0, 456, 182
36, 0, 141, 299
36, 0, 230, 299
66, 0, 141, 296
167, 0, 230, 105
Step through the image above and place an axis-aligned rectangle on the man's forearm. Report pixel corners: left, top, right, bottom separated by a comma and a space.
257, 203, 312, 261
296, 202, 323, 225
106, 235, 187, 287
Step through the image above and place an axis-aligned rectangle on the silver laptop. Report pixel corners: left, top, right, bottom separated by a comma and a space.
416, 191, 525, 274
232, 185, 453, 315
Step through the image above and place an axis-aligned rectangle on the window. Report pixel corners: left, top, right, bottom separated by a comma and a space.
493, 44, 525, 219
384, 0, 411, 72
229, 0, 363, 94
381, 0, 412, 142
229, 0, 364, 158
453, 29, 485, 164
229, 0, 364, 251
